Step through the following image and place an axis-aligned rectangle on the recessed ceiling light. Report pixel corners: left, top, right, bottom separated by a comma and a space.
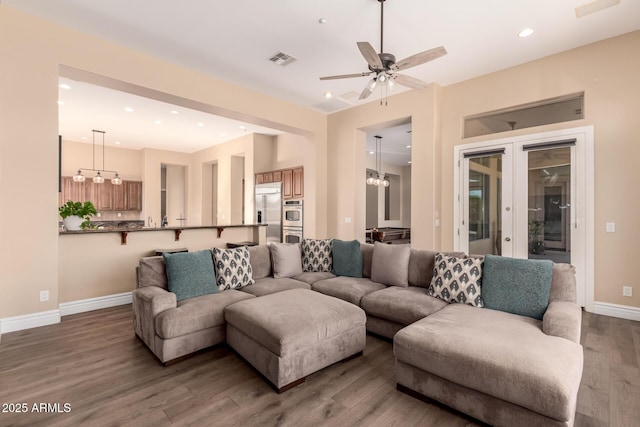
518, 28, 534, 38
408, 161, 412, 164
124, 107, 134, 112
170, 110, 179, 114
59, 83, 71, 90
369, 151, 375, 155
197, 122, 204, 127
114, 141, 121, 145
324, 92, 333, 98
406, 145, 412, 148
57, 100, 64, 105
318, 18, 327, 24
81, 136, 88, 140
154, 120, 162, 125
239, 125, 247, 131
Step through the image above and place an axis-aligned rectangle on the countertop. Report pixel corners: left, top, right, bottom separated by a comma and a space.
59, 224, 266, 234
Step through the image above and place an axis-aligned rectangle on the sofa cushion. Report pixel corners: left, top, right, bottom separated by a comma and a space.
163, 250, 218, 301
301, 238, 333, 272
394, 304, 584, 423
361, 243, 374, 278
312, 277, 386, 306
482, 254, 553, 320
370, 242, 410, 286
155, 290, 254, 339
427, 253, 484, 307
137, 256, 168, 289
361, 286, 448, 326
212, 246, 255, 291
270, 243, 303, 278
248, 245, 272, 279
291, 271, 336, 285
332, 239, 363, 278
549, 263, 577, 303
238, 277, 310, 297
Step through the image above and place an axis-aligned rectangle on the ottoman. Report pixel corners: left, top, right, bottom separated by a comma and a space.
225, 288, 366, 392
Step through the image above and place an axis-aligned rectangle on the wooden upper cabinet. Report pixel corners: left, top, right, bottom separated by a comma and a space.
293, 167, 304, 198
125, 181, 142, 211
282, 169, 293, 199
113, 182, 126, 211
273, 170, 282, 182
59, 177, 143, 212
255, 173, 265, 184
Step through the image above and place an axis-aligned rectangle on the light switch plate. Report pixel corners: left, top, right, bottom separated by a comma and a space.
606, 222, 615, 233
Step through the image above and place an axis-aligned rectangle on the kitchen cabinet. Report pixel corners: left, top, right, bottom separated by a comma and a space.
59, 177, 142, 212
282, 169, 293, 199
125, 181, 142, 211
255, 167, 303, 199
292, 167, 304, 198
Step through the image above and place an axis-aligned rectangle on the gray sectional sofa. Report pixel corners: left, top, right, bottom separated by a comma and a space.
133, 241, 583, 427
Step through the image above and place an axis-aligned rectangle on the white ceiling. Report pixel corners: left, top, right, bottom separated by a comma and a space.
6, 0, 640, 158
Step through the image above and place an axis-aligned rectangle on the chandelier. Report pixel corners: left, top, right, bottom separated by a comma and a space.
73, 130, 122, 185
366, 135, 390, 187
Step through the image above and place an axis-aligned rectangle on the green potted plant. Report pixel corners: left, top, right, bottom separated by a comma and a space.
528, 218, 545, 255
59, 201, 97, 230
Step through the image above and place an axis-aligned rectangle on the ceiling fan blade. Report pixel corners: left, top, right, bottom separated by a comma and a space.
357, 42, 383, 70
391, 46, 447, 71
359, 77, 378, 100
319, 72, 372, 81
392, 73, 430, 90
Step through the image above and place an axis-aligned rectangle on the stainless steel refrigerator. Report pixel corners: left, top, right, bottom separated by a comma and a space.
255, 182, 282, 243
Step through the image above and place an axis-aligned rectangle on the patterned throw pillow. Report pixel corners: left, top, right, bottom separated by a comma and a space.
212, 246, 255, 291
301, 239, 333, 272
427, 253, 484, 307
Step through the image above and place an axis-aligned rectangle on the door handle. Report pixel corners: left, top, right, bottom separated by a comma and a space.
504, 237, 511, 242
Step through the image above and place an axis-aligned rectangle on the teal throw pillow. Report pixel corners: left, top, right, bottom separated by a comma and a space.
163, 250, 218, 301
481, 254, 553, 320
332, 239, 363, 278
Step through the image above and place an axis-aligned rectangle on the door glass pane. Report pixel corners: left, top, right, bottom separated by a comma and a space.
468, 155, 502, 255
527, 147, 571, 263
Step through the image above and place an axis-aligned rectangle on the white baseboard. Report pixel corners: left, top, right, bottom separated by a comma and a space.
59, 292, 132, 317
1, 292, 132, 334
593, 301, 640, 322
0, 309, 60, 334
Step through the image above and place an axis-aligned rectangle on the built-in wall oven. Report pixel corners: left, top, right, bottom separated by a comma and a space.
283, 200, 303, 227
282, 226, 303, 244
282, 200, 303, 243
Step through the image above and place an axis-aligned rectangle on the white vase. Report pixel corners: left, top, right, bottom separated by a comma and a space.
63, 215, 84, 231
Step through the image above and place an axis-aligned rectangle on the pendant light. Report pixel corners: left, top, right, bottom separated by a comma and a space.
367, 135, 390, 187
74, 130, 122, 185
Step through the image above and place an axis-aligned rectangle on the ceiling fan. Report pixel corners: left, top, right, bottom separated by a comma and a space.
320, 0, 447, 101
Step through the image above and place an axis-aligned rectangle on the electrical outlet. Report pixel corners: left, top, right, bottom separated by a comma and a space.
40, 290, 49, 302
117, 212, 122, 217
623, 286, 632, 297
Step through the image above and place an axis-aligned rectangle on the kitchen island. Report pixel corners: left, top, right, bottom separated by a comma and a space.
58, 224, 266, 311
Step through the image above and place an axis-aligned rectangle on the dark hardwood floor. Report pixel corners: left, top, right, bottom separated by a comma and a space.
0, 305, 638, 426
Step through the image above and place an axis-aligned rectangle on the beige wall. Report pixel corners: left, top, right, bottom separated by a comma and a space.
0, 6, 326, 320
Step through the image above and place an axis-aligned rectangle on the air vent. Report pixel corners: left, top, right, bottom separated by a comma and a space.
268, 51, 297, 66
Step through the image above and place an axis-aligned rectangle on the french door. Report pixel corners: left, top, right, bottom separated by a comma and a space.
455, 127, 594, 307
